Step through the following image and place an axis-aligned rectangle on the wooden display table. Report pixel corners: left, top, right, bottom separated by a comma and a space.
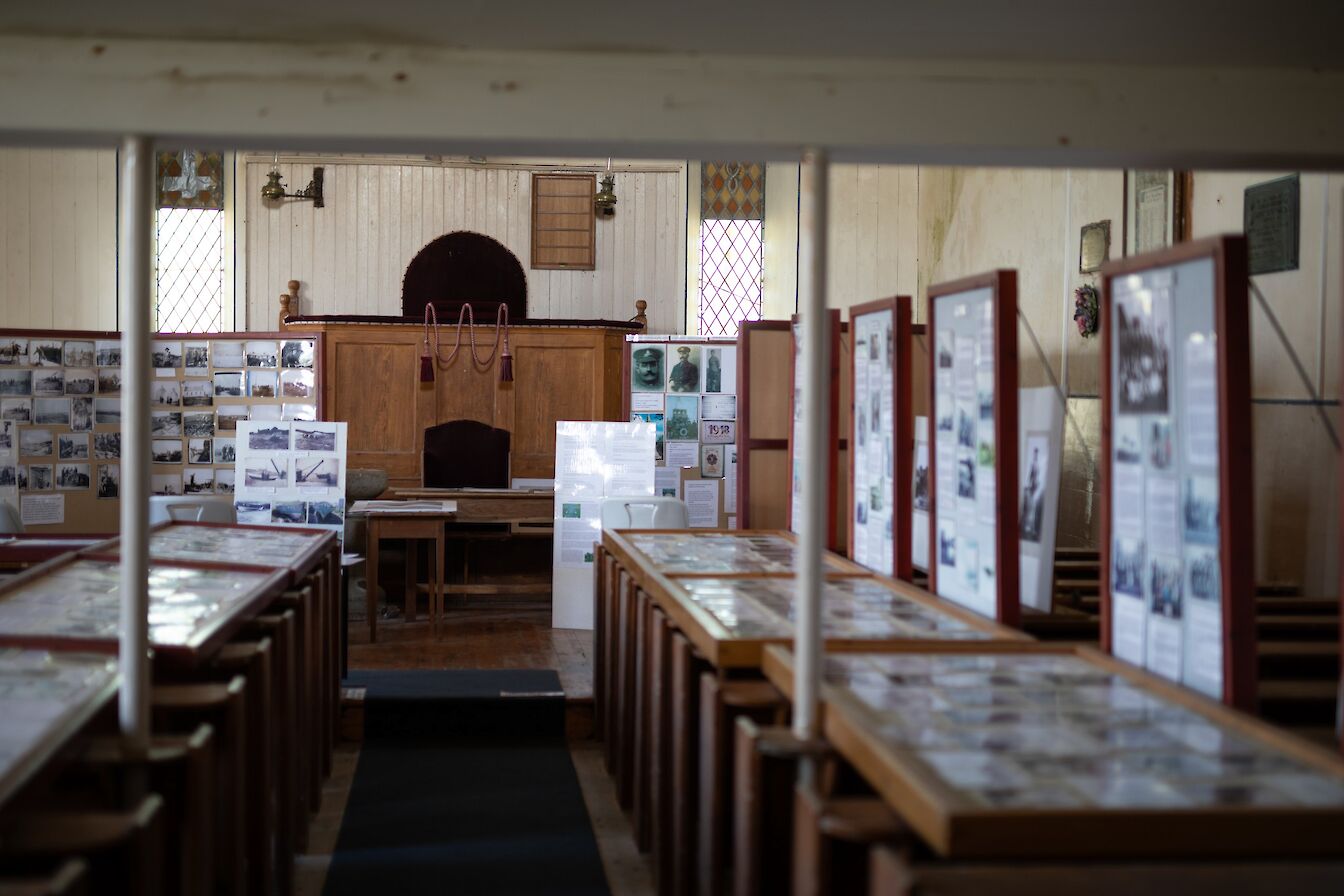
286, 315, 640, 490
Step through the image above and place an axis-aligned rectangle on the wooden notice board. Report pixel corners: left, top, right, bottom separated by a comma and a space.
735, 320, 791, 530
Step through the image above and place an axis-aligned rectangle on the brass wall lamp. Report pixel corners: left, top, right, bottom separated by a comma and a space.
594, 157, 617, 217
261, 153, 325, 208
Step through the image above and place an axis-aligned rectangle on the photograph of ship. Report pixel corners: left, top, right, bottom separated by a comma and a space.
295, 457, 340, 488
293, 426, 336, 452
245, 459, 289, 487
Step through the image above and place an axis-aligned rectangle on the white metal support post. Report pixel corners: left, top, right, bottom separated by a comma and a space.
793, 148, 829, 775
118, 136, 153, 755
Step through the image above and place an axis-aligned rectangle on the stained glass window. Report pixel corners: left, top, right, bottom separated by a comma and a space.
697, 162, 765, 337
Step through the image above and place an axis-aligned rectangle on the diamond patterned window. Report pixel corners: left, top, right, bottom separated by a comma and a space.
154, 150, 227, 333
697, 162, 765, 337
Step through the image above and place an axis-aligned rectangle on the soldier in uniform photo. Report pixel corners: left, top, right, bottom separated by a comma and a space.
631, 346, 664, 392
667, 345, 700, 393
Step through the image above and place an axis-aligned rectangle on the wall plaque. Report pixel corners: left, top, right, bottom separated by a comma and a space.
1244, 174, 1299, 275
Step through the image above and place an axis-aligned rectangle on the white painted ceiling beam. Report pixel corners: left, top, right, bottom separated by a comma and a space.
0, 35, 1341, 169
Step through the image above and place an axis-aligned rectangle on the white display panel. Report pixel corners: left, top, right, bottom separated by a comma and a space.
1109, 259, 1223, 698
233, 420, 347, 537
931, 286, 998, 618
911, 415, 930, 572
851, 307, 895, 575
789, 318, 804, 534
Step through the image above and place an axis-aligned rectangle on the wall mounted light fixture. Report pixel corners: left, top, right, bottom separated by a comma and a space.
594, 157, 617, 217
261, 153, 325, 208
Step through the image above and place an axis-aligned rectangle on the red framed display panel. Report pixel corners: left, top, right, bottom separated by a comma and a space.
736, 320, 792, 530
1098, 235, 1255, 711
926, 270, 1019, 627
848, 296, 914, 580
786, 310, 843, 553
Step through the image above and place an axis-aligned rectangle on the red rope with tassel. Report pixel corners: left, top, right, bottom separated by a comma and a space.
420, 302, 513, 383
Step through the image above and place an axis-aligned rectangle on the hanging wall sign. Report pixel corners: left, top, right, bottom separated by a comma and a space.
1100, 235, 1254, 709
927, 271, 1019, 625
848, 297, 913, 579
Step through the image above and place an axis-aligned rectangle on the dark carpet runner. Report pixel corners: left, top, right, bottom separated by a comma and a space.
322, 670, 610, 895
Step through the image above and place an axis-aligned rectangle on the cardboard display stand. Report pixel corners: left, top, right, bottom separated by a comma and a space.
1100, 235, 1255, 710
847, 297, 913, 579
927, 270, 1019, 626
0, 328, 321, 533
786, 311, 849, 553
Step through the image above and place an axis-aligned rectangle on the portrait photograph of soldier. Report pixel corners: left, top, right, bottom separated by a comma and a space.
667, 345, 701, 393
631, 345, 665, 392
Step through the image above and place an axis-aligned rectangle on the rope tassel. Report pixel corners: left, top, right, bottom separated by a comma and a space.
420, 301, 513, 384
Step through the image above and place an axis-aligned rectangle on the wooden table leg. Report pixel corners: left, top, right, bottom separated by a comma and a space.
404, 540, 419, 622
669, 632, 700, 896
650, 608, 674, 896
365, 519, 379, 643
434, 526, 445, 638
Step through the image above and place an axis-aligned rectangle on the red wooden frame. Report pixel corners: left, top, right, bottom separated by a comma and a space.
926, 271, 1020, 627
786, 310, 843, 552
848, 296, 914, 580
735, 319, 791, 530
1098, 235, 1255, 711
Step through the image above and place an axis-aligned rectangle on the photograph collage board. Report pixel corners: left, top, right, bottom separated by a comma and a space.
628, 337, 738, 528
932, 287, 1000, 619
1109, 259, 1224, 699
851, 307, 897, 575
233, 420, 347, 538
0, 331, 320, 530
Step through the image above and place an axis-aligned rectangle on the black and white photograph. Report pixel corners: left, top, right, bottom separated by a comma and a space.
151, 380, 181, 405
56, 463, 90, 490
188, 438, 212, 464
0, 421, 9, 452
20, 428, 53, 457
94, 433, 121, 459
150, 411, 182, 437
217, 407, 248, 431
0, 370, 32, 396
1115, 287, 1171, 414
664, 395, 699, 441
307, 500, 345, 525
913, 454, 930, 512
97, 369, 122, 394
295, 457, 340, 488
666, 345, 701, 393
855, 499, 868, 525
936, 407, 953, 433
34, 398, 70, 425
29, 339, 63, 366
0, 337, 27, 365
1149, 553, 1183, 619
248, 370, 278, 397
938, 520, 957, 566
29, 465, 52, 490
1148, 418, 1173, 470
293, 425, 336, 452
32, 369, 64, 397
184, 342, 210, 369
1019, 435, 1049, 543
183, 469, 214, 494
96, 463, 119, 499
271, 501, 306, 524
66, 368, 97, 392
957, 454, 976, 500
280, 369, 315, 398
213, 437, 236, 463
15, 465, 27, 489
184, 412, 214, 437
63, 341, 95, 368
280, 340, 315, 369
95, 398, 122, 425
94, 341, 121, 366
1115, 417, 1142, 464
245, 459, 289, 487
281, 403, 316, 422
630, 345, 665, 392
1182, 475, 1219, 545
58, 434, 89, 460
956, 403, 976, 449
977, 371, 994, 421
249, 424, 291, 451
152, 439, 183, 463
152, 474, 182, 496
0, 465, 13, 487
213, 372, 243, 396
251, 404, 281, 421
1113, 537, 1145, 597
181, 380, 213, 407
699, 445, 723, 478
70, 397, 92, 432
704, 347, 726, 393
1186, 546, 1220, 601
151, 340, 183, 369
937, 330, 954, 368
245, 341, 278, 368
235, 500, 271, 523
215, 469, 236, 494
1, 399, 31, 423
213, 341, 245, 368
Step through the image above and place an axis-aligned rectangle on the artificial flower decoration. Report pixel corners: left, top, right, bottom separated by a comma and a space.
1073, 284, 1100, 338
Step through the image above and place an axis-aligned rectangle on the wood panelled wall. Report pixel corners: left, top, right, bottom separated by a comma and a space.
0, 148, 117, 329
243, 157, 687, 334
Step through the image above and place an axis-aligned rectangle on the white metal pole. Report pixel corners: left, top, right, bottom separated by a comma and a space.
793, 148, 829, 750
118, 136, 153, 754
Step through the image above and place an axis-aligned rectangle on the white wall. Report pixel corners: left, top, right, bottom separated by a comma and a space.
242, 155, 687, 334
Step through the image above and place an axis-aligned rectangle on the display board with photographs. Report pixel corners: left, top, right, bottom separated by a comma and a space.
1101, 237, 1253, 708
849, 298, 913, 579
779, 648, 1344, 859
787, 311, 846, 551
0, 329, 321, 532
1017, 387, 1065, 613
233, 421, 347, 538
623, 336, 738, 527
928, 271, 1019, 625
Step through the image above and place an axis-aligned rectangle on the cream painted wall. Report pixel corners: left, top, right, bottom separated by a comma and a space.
0, 147, 118, 330
242, 156, 687, 334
